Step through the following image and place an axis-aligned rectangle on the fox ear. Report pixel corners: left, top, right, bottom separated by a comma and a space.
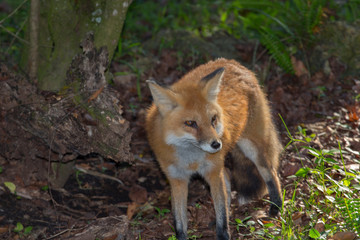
147, 80, 177, 115
201, 67, 224, 102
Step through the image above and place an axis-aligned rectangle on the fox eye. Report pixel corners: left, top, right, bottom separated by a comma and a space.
211, 115, 217, 127
184, 120, 198, 129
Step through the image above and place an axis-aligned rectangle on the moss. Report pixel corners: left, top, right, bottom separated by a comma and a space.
21, 0, 131, 91
315, 21, 360, 76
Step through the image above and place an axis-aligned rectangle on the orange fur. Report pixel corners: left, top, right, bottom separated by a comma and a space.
145, 58, 282, 240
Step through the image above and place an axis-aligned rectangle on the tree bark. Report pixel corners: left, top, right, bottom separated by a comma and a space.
0, 34, 133, 187
21, 0, 132, 91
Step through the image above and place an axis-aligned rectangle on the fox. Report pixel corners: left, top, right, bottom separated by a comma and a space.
145, 58, 282, 240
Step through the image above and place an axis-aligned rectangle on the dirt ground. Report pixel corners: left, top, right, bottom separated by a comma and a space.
0, 37, 359, 239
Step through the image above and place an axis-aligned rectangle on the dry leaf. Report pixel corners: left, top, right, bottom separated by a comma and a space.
0, 226, 8, 234
314, 222, 325, 233
88, 85, 104, 103
347, 105, 359, 122
291, 56, 309, 78
292, 212, 303, 226
129, 184, 148, 204
331, 231, 357, 240
127, 202, 139, 220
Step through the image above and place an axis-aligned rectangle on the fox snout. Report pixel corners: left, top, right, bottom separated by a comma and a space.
200, 139, 222, 153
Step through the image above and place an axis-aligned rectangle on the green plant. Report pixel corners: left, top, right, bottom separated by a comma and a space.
168, 235, 177, 240
13, 222, 33, 237
187, 229, 202, 240
277, 120, 359, 238
75, 170, 83, 188
230, 116, 359, 239
154, 206, 170, 219
296, 126, 316, 143
4, 181, 16, 194
0, 0, 30, 63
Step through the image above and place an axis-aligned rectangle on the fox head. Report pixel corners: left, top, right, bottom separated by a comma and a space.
147, 68, 225, 154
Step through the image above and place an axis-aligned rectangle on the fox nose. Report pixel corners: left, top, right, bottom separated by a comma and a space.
211, 140, 221, 150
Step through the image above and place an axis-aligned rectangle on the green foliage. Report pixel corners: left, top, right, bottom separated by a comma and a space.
13, 222, 33, 237
279, 122, 359, 238
0, 0, 30, 63
260, 29, 294, 74
4, 181, 16, 194
309, 228, 321, 239
122, 0, 360, 74
154, 206, 170, 219
13, 222, 23, 233
75, 170, 84, 189
233, 117, 359, 239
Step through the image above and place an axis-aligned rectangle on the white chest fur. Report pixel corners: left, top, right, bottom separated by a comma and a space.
167, 145, 213, 179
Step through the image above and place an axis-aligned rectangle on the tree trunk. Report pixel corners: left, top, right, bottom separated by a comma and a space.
0, 33, 133, 187
21, 0, 131, 91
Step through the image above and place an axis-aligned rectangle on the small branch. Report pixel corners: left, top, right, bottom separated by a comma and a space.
74, 165, 124, 186
6, 18, 28, 54
29, 0, 40, 82
0, 24, 29, 44
0, 0, 28, 24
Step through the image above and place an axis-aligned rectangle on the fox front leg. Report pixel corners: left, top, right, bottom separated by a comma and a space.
205, 169, 230, 240
169, 178, 189, 240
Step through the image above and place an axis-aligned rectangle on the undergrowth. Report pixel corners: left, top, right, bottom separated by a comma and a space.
121, 0, 360, 74
232, 116, 360, 239
2, 0, 360, 73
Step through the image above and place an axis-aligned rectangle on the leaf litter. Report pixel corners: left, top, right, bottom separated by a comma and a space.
1, 36, 360, 239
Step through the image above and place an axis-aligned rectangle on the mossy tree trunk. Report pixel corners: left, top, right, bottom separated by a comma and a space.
21, 0, 131, 91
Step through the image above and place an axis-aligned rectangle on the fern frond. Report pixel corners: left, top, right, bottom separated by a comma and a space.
305, 0, 323, 34
337, 197, 360, 233
260, 30, 294, 74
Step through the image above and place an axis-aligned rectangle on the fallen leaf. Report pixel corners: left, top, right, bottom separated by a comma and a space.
88, 85, 104, 103
283, 162, 302, 177
129, 184, 148, 204
103, 235, 118, 240
331, 231, 356, 240
292, 212, 304, 226
347, 105, 359, 122
0, 226, 8, 234
314, 222, 325, 233
127, 202, 138, 220
291, 56, 309, 78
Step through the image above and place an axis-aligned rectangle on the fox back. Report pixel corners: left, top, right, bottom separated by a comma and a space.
145, 58, 282, 240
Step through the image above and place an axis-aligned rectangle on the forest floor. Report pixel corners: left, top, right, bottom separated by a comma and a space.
0, 33, 359, 240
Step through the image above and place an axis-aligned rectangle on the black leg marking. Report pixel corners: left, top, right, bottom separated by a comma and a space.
216, 207, 230, 240
266, 180, 282, 216
175, 220, 187, 240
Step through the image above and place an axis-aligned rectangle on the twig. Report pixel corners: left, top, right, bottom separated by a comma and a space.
46, 229, 71, 240
29, 0, 40, 82
45, 225, 86, 240
0, 0, 28, 24
74, 165, 124, 186
0, 24, 29, 44
6, 18, 28, 54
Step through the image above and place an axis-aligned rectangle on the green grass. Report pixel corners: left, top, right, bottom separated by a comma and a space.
232, 118, 360, 239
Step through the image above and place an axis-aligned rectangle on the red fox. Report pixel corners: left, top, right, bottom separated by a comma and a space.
145, 58, 282, 240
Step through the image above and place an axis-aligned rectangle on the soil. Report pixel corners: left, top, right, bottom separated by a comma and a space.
0, 33, 359, 240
